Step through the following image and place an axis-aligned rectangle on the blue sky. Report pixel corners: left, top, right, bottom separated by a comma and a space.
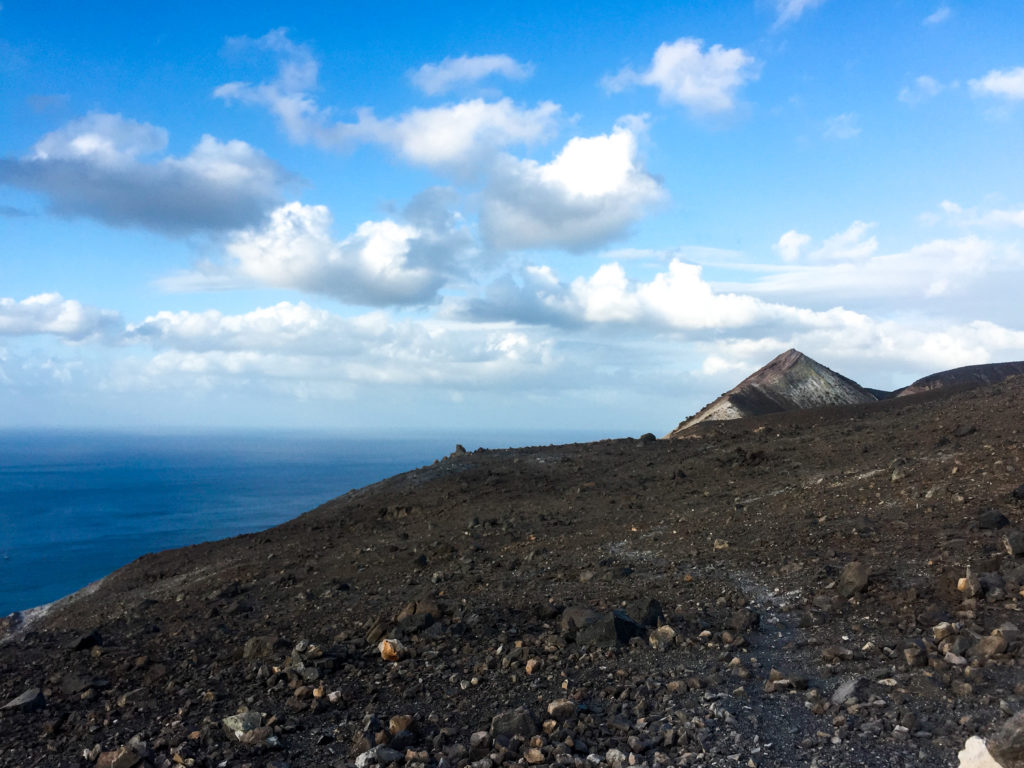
2, 0, 1023, 434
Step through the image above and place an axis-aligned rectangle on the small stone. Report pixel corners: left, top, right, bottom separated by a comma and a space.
904, 644, 927, 667
390, 714, 415, 734
525, 658, 541, 674
1013, 484, 1024, 502
837, 561, 869, 598
713, 539, 729, 550
970, 635, 1008, 659
547, 699, 577, 721
491, 707, 537, 738
979, 509, 1010, 530
649, 625, 676, 651
1004, 530, 1024, 557
69, 630, 101, 651
222, 711, 262, 738
933, 622, 956, 642
525, 748, 545, 764
2, 687, 45, 712
378, 638, 407, 661
96, 747, 141, 768
355, 745, 405, 768
831, 677, 865, 706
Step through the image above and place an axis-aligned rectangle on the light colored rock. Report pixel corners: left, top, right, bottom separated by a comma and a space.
222, 711, 262, 739
2, 687, 44, 712
547, 699, 577, 721
378, 637, 407, 661
959, 736, 1003, 768
649, 625, 676, 651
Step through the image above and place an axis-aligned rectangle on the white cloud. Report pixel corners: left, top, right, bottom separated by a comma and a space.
970, 67, 1024, 100
124, 301, 560, 392
0, 293, 121, 341
773, 230, 811, 262
899, 75, 943, 104
379, 99, 559, 169
923, 5, 952, 25
167, 189, 474, 306
410, 54, 533, 95
824, 112, 861, 139
215, 29, 558, 171
774, 0, 827, 27
0, 113, 287, 234
809, 220, 877, 261
736, 233, 1008, 302
701, 319, 1024, 382
456, 257, 871, 337
603, 37, 759, 115
480, 117, 666, 252
926, 200, 1024, 229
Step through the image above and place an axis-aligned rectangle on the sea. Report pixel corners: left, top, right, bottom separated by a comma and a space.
0, 429, 605, 618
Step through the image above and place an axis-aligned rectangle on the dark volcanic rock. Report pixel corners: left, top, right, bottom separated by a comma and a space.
987, 711, 1024, 768
837, 561, 869, 597
490, 707, 537, 739
980, 509, 1011, 530
575, 609, 646, 646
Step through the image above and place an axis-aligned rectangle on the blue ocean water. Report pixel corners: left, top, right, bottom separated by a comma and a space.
0, 429, 603, 617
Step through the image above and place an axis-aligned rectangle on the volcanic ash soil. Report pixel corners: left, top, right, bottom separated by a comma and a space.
3, 379, 1024, 767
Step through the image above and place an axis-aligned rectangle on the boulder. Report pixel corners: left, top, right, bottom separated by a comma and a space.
987, 711, 1024, 768
559, 606, 601, 634
490, 707, 537, 739
979, 509, 1010, 530
2, 687, 45, 712
837, 561, 869, 597
576, 610, 646, 647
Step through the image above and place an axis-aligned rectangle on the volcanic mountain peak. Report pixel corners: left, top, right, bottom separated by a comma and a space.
666, 349, 877, 436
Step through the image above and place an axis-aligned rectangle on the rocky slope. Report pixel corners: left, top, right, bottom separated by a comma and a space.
666, 350, 877, 436
896, 362, 1024, 398
3, 377, 1024, 768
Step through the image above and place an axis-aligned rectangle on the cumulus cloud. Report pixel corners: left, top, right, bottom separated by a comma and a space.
166, 189, 474, 306
410, 54, 533, 95
824, 112, 860, 139
124, 301, 559, 392
923, 5, 952, 25
0, 113, 287, 234
602, 37, 759, 115
456, 258, 869, 338
899, 75, 943, 104
0, 293, 121, 341
480, 117, 665, 252
925, 200, 1024, 228
774, 0, 827, 27
773, 230, 811, 262
970, 67, 1024, 100
215, 29, 558, 171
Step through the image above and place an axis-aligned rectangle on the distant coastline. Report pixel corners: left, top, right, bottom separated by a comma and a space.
0, 428, 608, 617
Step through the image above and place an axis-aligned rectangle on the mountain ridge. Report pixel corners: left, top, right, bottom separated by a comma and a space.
667, 349, 1024, 436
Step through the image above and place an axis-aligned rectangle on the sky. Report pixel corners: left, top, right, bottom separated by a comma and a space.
2, 0, 1023, 435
